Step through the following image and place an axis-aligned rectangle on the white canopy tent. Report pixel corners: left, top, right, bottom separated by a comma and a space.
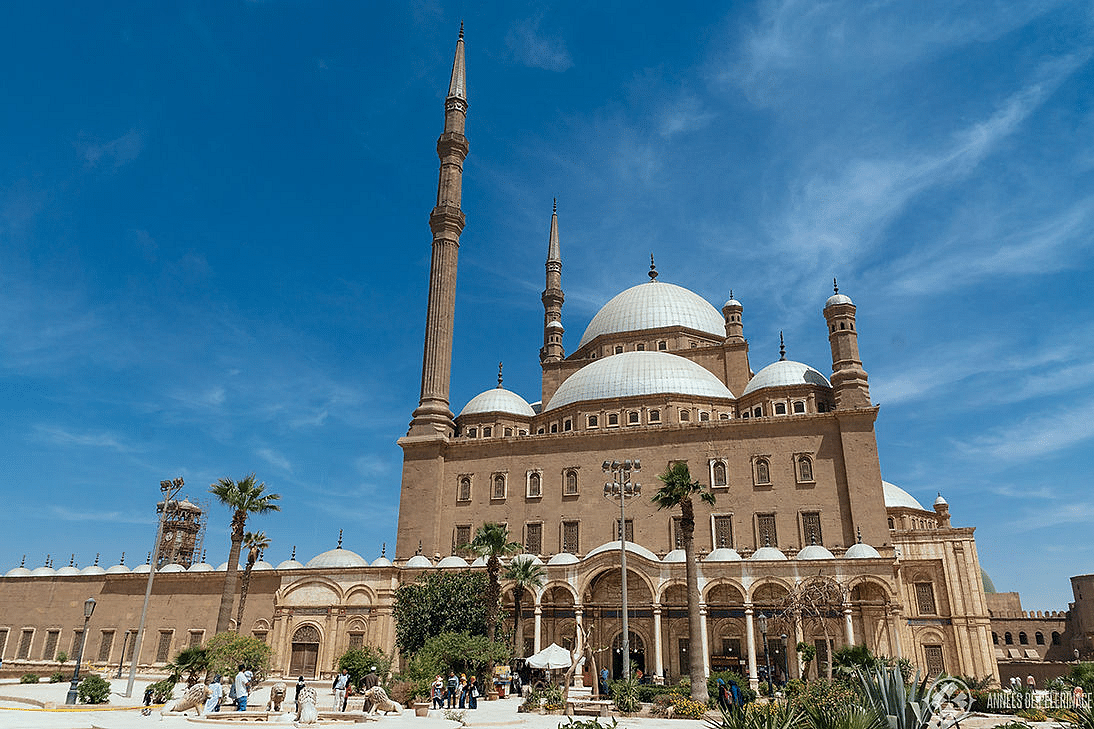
525, 642, 575, 670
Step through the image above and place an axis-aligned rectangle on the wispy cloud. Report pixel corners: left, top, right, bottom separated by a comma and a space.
956, 399, 1094, 462
257, 447, 293, 473
78, 129, 144, 168
506, 17, 573, 72
50, 506, 150, 524
34, 425, 139, 453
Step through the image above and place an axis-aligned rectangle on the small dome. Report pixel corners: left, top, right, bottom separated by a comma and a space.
825, 293, 854, 308
579, 281, 726, 347
742, 360, 831, 396
546, 351, 735, 411
723, 299, 741, 309
934, 492, 949, 507
436, 556, 469, 568
749, 546, 788, 561
188, 562, 214, 572
177, 499, 200, 511
252, 560, 274, 571
55, 565, 81, 576
5, 566, 32, 577
662, 549, 686, 563
133, 563, 152, 574
883, 481, 927, 511
845, 542, 882, 559
306, 549, 369, 569
459, 388, 536, 418
511, 554, 544, 565
547, 552, 579, 565
705, 548, 743, 562
586, 541, 659, 562
981, 568, 997, 594
370, 556, 393, 568
796, 545, 835, 560
404, 555, 433, 568
276, 559, 304, 570
470, 556, 486, 567
159, 563, 186, 573
105, 564, 131, 574
81, 565, 107, 575
214, 562, 244, 572
31, 565, 57, 576
547, 320, 564, 330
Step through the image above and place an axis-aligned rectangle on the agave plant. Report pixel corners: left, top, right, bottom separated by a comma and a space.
707, 701, 805, 729
855, 665, 934, 729
802, 702, 889, 729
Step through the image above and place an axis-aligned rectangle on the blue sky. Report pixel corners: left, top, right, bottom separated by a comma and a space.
1, 2, 1091, 611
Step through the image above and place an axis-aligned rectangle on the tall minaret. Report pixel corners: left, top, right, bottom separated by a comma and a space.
409, 25, 469, 437
823, 279, 871, 408
541, 199, 565, 363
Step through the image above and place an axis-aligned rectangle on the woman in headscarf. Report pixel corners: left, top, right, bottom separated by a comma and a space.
716, 677, 731, 712
204, 675, 223, 714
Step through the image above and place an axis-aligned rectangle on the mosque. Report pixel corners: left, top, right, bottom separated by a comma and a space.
1, 28, 1081, 689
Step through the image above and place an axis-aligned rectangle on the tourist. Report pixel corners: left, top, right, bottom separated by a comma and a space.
295, 676, 306, 703
432, 675, 445, 709
333, 668, 349, 711
446, 671, 457, 708
233, 665, 250, 711
716, 678, 730, 712
458, 673, 468, 708
363, 666, 379, 690
1026, 675, 1036, 691
467, 675, 478, 709
204, 675, 223, 714
600, 667, 609, 698
510, 672, 522, 697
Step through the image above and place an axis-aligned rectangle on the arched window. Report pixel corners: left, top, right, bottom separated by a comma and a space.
564, 419, 572, 431
755, 458, 770, 485
887, 517, 895, 529
457, 477, 471, 502
492, 474, 506, 500
467, 427, 477, 438
564, 470, 579, 495
719, 412, 729, 420
753, 406, 762, 417
680, 410, 691, 422
1019, 632, 1028, 645
504, 427, 513, 436
774, 403, 787, 415
628, 411, 640, 425
587, 415, 599, 428
649, 409, 660, 422
614, 345, 623, 354
608, 413, 619, 426
712, 461, 727, 487
1052, 632, 1061, 645
700, 411, 710, 421
798, 456, 814, 482
483, 426, 492, 437
793, 401, 806, 413
527, 472, 541, 498
1036, 632, 1045, 645
1004, 632, 1013, 645
992, 632, 999, 645
636, 343, 645, 351
657, 341, 667, 350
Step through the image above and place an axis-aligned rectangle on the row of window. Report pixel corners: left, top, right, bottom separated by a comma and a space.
584, 338, 706, 360
464, 425, 528, 438
992, 630, 1061, 646
0, 626, 208, 663
451, 511, 826, 556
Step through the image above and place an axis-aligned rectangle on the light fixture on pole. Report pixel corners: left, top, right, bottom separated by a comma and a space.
125, 477, 184, 698
65, 597, 96, 704
758, 612, 771, 696
602, 458, 641, 680
781, 633, 789, 683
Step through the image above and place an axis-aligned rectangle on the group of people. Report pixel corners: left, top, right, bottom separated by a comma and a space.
331, 666, 380, 711
433, 671, 480, 709
715, 678, 743, 713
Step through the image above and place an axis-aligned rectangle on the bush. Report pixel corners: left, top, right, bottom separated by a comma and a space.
147, 679, 176, 704
55, 651, 68, 663
609, 675, 640, 714
1016, 708, 1047, 722
20, 673, 40, 684
636, 683, 678, 702
559, 718, 620, 729
520, 689, 541, 712
77, 674, 111, 704
541, 683, 564, 712
668, 691, 708, 719
337, 645, 391, 690
49, 671, 68, 683
204, 632, 272, 684
786, 678, 860, 715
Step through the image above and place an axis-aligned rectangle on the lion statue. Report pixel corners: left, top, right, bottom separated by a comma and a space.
266, 681, 287, 712
363, 685, 401, 715
296, 686, 319, 724
168, 683, 209, 714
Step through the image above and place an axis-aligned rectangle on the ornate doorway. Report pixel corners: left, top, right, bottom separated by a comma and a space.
611, 631, 645, 679
289, 624, 320, 678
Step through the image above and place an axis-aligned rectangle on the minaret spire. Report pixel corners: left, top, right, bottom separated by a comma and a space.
409, 25, 470, 437
497, 362, 504, 388
779, 331, 786, 361
541, 200, 565, 363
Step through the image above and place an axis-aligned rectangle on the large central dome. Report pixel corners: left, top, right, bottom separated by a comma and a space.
578, 281, 726, 348
545, 351, 735, 411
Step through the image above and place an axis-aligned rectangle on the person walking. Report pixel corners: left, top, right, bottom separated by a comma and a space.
295, 676, 306, 704
204, 675, 223, 715
716, 678, 730, 712
467, 676, 479, 709
362, 666, 379, 690
233, 665, 250, 711
446, 671, 457, 709
458, 673, 468, 709
332, 669, 349, 711
432, 676, 445, 709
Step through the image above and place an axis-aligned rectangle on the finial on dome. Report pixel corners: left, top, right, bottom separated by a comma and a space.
459, 20, 464, 40
856, 527, 863, 544
290, 546, 296, 560
729, 289, 733, 300
94, 553, 100, 566
45, 553, 51, 567
648, 254, 658, 281
381, 542, 387, 557
120, 551, 125, 565
202, 549, 207, 562
416, 540, 423, 556
809, 531, 817, 546
145, 552, 151, 564
69, 554, 75, 567
833, 277, 839, 294
553, 197, 557, 214
19, 554, 25, 567
779, 331, 786, 361
337, 529, 343, 549
497, 362, 503, 388
763, 534, 771, 548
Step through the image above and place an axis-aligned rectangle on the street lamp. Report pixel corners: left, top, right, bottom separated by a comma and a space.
603, 459, 641, 681
780, 634, 789, 684
115, 630, 130, 679
65, 597, 97, 704
126, 477, 184, 698
758, 612, 771, 697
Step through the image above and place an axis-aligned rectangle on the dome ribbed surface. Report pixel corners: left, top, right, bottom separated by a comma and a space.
826, 293, 854, 308
305, 549, 368, 569
742, 360, 831, 396
459, 388, 536, 418
579, 281, 725, 347
883, 481, 926, 511
546, 351, 734, 411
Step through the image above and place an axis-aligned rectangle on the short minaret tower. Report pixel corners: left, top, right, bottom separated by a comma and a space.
409, 25, 469, 437
823, 279, 871, 408
722, 290, 744, 343
541, 199, 565, 362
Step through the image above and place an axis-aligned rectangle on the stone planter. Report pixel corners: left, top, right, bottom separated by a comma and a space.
413, 702, 431, 717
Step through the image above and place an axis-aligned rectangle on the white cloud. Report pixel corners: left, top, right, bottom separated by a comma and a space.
34, 425, 138, 453
506, 17, 573, 72
50, 506, 150, 525
956, 399, 1094, 462
78, 129, 144, 168
257, 447, 292, 473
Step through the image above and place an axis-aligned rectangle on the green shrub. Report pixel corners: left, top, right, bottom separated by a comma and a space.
520, 689, 542, 712
55, 651, 68, 663
20, 673, 40, 684
636, 683, 678, 702
541, 683, 564, 711
147, 679, 176, 704
49, 671, 68, 683
786, 678, 860, 715
1016, 708, 1047, 722
77, 674, 111, 704
667, 691, 708, 719
558, 718, 620, 729
337, 645, 391, 690
204, 633, 272, 684
609, 675, 640, 714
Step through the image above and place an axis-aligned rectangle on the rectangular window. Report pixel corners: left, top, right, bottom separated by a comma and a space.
18, 629, 33, 659
563, 470, 579, 495
615, 518, 633, 542
924, 645, 945, 676
628, 411, 640, 425
483, 426, 492, 437
915, 583, 937, 615
720, 638, 741, 658
0, 628, 8, 658
125, 631, 137, 661
525, 523, 543, 554
71, 630, 83, 656
672, 516, 684, 549
348, 633, 364, 649
649, 409, 660, 422
188, 631, 203, 648
713, 515, 734, 549
562, 521, 580, 554
587, 415, 599, 429
98, 631, 115, 662
757, 513, 777, 548
42, 630, 60, 661
454, 525, 472, 556
607, 413, 619, 426
801, 512, 822, 545
564, 419, 572, 431
156, 631, 173, 662
678, 638, 689, 679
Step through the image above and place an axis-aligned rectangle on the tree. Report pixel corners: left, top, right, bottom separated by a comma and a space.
204, 632, 273, 684
338, 646, 391, 689
652, 461, 715, 703
393, 571, 500, 655
166, 645, 210, 686
209, 474, 280, 634
775, 577, 844, 680
235, 530, 270, 630
467, 523, 521, 643
506, 556, 545, 655
400, 631, 510, 700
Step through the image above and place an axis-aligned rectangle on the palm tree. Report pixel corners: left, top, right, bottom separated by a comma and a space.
468, 522, 521, 642
235, 530, 271, 630
506, 556, 546, 656
652, 461, 715, 703
210, 474, 280, 634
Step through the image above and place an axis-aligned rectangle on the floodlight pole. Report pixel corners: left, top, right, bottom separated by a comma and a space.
603, 459, 640, 681
125, 477, 183, 698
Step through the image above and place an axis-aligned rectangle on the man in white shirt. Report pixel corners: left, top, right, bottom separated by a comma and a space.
233, 666, 250, 711
332, 669, 349, 711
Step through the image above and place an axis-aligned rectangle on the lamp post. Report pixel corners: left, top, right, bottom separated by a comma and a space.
116, 631, 130, 679
758, 612, 771, 697
780, 634, 789, 684
65, 597, 97, 704
125, 477, 184, 698
603, 459, 641, 681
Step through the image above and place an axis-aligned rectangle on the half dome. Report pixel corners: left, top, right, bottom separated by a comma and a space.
56, 565, 80, 576
436, 556, 469, 568
306, 549, 369, 569
276, 559, 304, 570
371, 556, 394, 568
159, 563, 186, 573
188, 562, 214, 572
883, 481, 926, 511
132, 564, 152, 574
547, 552, 579, 566
511, 554, 544, 566
705, 548, 743, 562
5, 566, 32, 577
81, 565, 107, 575
252, 560, 274, 571
845, 542, 882, 559
579, 281, 726, 348
105, 564, 131, 574
459, 388, 536, 418
662, 549, 686, 563
585, 541, 659, 562
796, 545, 835, 560
546, 352, 734, 411
742, 360, 831, 396
30, 566, 56, 576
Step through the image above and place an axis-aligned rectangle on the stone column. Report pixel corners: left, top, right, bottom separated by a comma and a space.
745, 604, 758, 690
699, 604, 711, 678
890, 607, 903, 659
652, 604, 664, 681
794, 613, 805, 678
575, 608, 585, 688
534, 605, 543, 654
843, 603, 854, 646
